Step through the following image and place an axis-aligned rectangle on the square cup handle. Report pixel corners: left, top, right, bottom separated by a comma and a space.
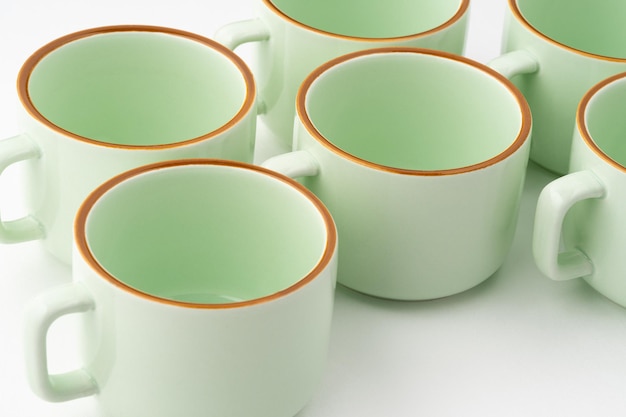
532, 170, 606, 281
0, 134, 44, 243
23, 282, 98, 402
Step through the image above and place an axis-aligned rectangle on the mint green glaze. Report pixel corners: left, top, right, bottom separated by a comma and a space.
500, 0, 626, 174
518, 0, 626, 58
214, 0, 468, 148
2, 27, 257, 264
269, 0, 463, 38
263, 49, 531, 300
28, 33, 247, 146
24, 161, 337, 417
85, 165, 327, 303
306, 53, 521, 170
585, 78, 626, 167
533, 74, 626, 307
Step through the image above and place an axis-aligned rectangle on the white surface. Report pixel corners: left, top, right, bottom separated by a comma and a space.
2, 1, 626, 416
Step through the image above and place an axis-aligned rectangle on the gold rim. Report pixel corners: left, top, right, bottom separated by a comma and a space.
577, 72, 626, 171
509, 0, 626, 62
75, 158, 337, 309
263, 0, 469, 42
296, 47, 532, 176
17, 25, 256, 150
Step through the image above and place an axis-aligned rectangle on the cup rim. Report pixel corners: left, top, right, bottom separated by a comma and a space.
74, 158, 337, 309
17, 25, 256, 150
296, 47, 532, 176
577, 71, 626, 171
509, 0, 626, 62
263, 0, 469, 41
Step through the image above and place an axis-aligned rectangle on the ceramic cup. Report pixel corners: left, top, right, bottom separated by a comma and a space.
23, 159, 338, 417
489, 0, 626, 175
0, 25, 257, 264
214, 0, 469, 149
533, 72, 626, 307
262, 47, 531, 300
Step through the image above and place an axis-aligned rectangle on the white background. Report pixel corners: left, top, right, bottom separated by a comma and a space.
2, 1, 626, 416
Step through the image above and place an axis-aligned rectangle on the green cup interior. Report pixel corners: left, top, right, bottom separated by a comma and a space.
517, 0, 626, 59
27, 31, 248, 146
268, 0, 464, 38
84, 164, 329, 304
585, 77, 626, 167
304, 52, 522, 171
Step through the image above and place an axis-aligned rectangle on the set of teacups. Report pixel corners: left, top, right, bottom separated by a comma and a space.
3, 0, 626, 416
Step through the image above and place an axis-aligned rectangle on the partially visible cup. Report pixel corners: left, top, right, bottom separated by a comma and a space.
533, 72, 626, 307
0, 25, 257, 263
490, 0, 626, 174
23, 159, 337, 417
263, 47, 531, 300
215, 0, 469, 149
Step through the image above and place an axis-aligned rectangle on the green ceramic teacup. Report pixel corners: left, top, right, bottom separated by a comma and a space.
490, 0, 626, 175
215, 0, 470, 149
24, 159, 337, 417
263, 47, 532, 300
533, 72, 626, 307
0, 25, 257, 264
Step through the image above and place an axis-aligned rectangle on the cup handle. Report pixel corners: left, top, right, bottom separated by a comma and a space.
23, 282, 98, 402
487, 50, 539, 79
214, 18, 270, 51
261, 150, 320, 178
214, 18, 270, 115
0, 134, 44, 243
532, 170, 606, 281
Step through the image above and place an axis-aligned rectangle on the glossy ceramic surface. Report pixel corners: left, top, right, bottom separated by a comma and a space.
533, 72, 626, 307
263, 48, 531, 300
23, 159, 338, 417
0, 26, 257, 263
6, 2, 626, 416
494, 0, 626, 174
215, 0, 469, 147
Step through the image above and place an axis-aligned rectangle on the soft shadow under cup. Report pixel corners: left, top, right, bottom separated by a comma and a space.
27, 32, 247, 146
304, 52, 523, 171
83, 164, 329, 304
